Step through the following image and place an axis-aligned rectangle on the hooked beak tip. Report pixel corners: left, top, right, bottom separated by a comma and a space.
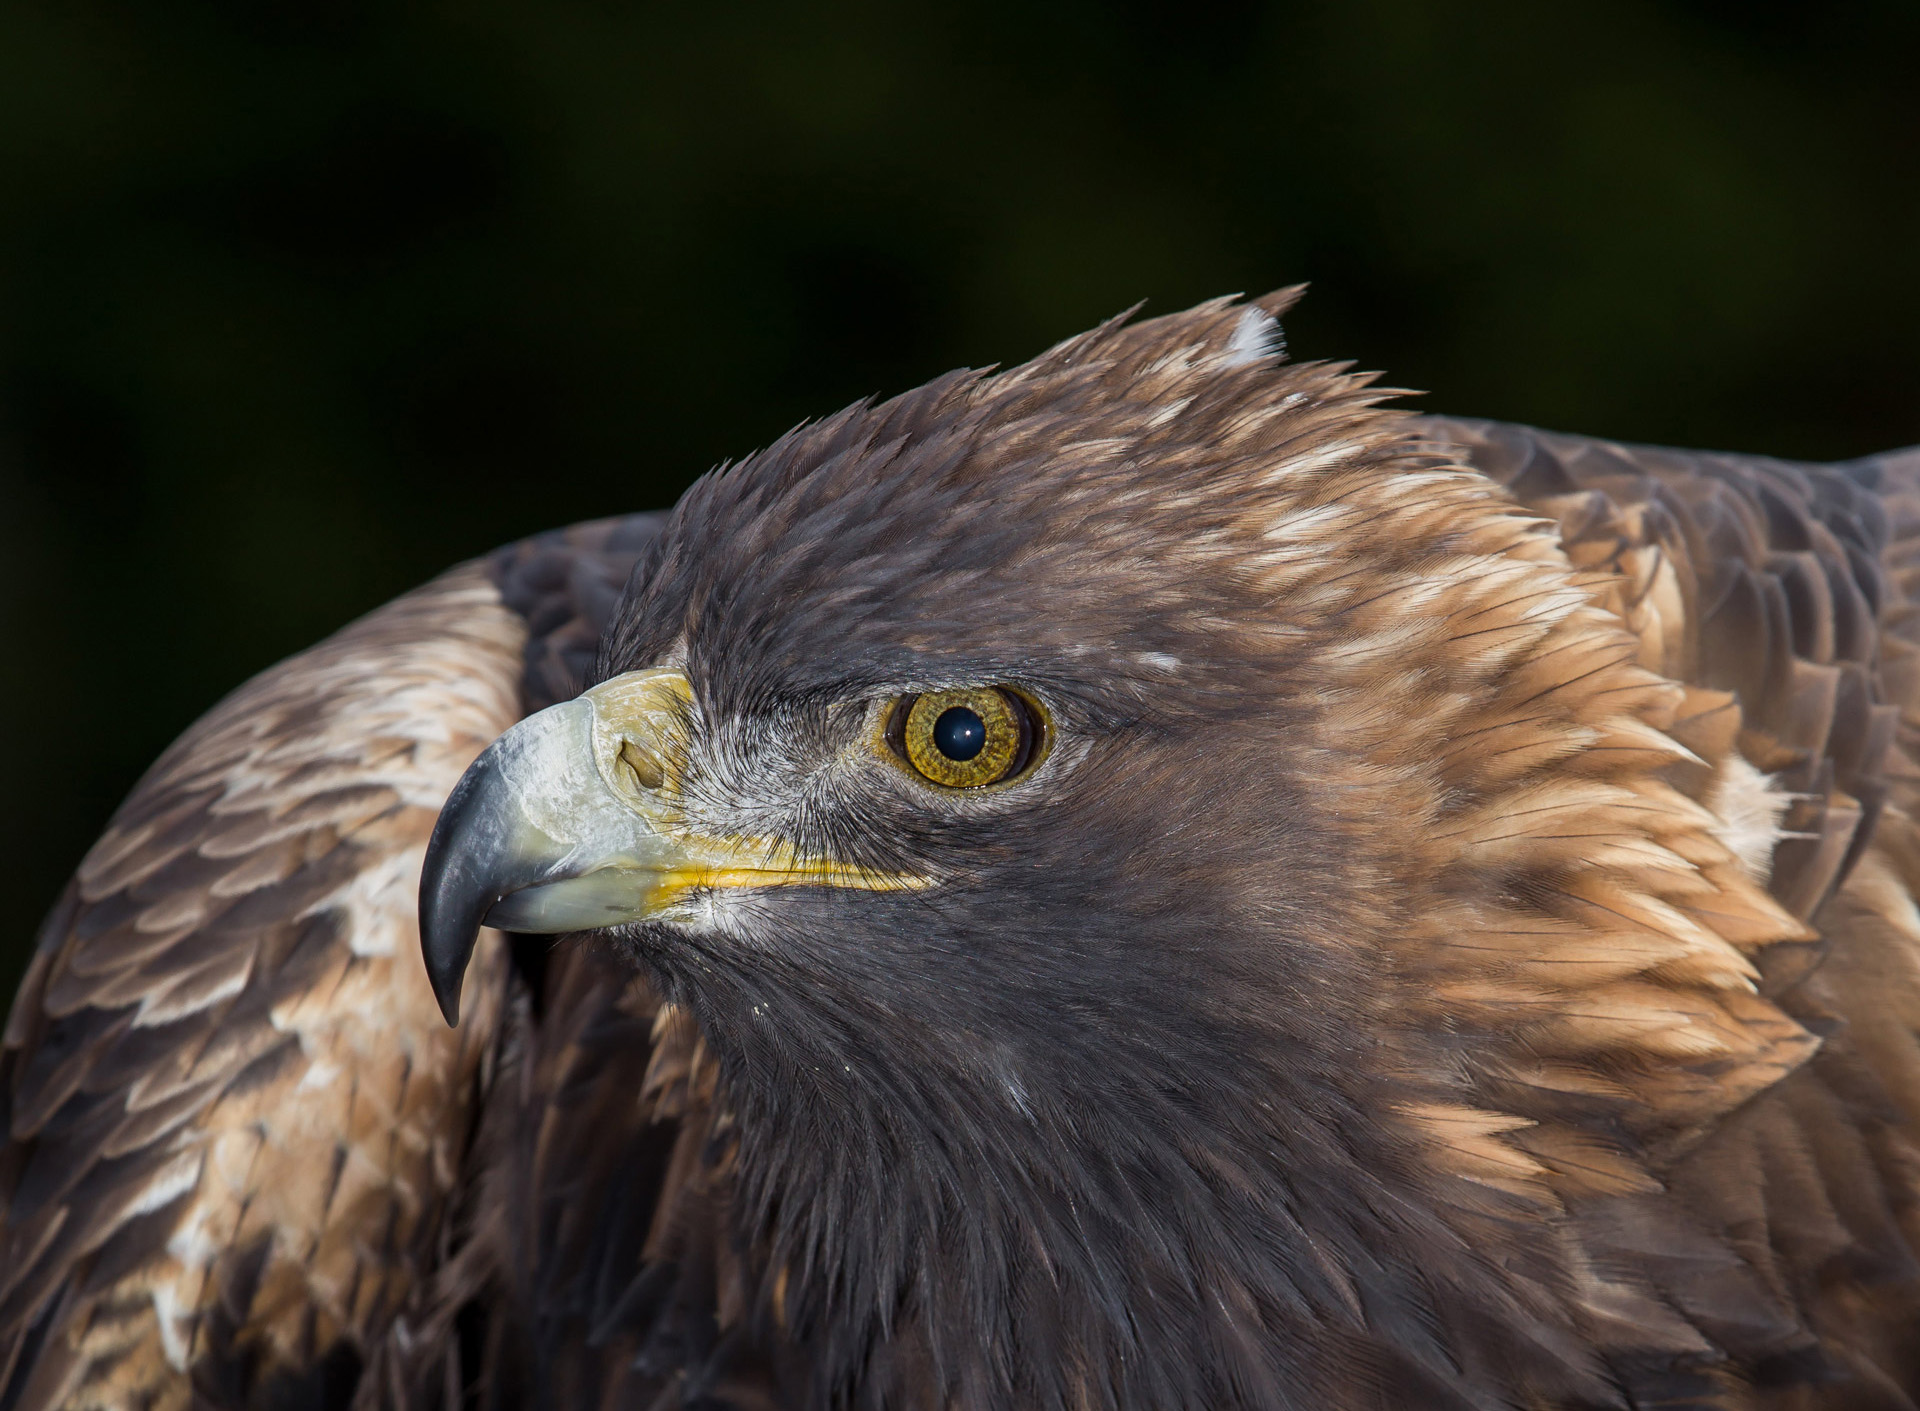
418, 753, 511, 1030
429, 954, 465, 1027
419, 841, 484, 1028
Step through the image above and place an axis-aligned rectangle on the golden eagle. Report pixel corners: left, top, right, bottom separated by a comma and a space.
7, 290, 1920, 1410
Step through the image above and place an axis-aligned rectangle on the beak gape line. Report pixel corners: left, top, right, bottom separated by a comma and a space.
417, 667, 927, 1025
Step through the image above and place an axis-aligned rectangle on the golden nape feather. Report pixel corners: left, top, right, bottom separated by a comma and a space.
6, 292, 1920, 1411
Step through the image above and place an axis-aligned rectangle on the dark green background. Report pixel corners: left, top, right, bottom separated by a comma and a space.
4, 0, 1918, 994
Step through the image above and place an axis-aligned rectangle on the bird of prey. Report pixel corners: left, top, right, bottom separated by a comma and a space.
7, 288, 1920, 1411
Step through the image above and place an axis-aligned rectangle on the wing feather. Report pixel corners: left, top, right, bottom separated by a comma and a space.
0, 565, 524, 1411
1427, 416, 1920, 1403
1, 512, 670, 1410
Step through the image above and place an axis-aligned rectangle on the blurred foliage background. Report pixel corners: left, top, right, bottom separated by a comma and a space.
3, 0, 1918, 992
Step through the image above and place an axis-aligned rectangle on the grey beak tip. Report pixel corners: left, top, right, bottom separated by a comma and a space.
419, 867, 480, 1029
424, 914, 467, 1026
419, 764, 495, 1030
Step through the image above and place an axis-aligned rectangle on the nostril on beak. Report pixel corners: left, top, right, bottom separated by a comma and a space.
619, 740, 666, 791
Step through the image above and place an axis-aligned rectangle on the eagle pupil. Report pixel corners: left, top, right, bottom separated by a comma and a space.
932, 707, 986, 761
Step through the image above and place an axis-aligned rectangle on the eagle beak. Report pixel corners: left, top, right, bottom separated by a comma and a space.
418, 667, 921, 1025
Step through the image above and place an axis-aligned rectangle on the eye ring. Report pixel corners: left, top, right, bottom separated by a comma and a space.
884, 687, 1045, 789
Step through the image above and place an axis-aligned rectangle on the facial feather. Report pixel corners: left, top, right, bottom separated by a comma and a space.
579, 292, 1832, 1409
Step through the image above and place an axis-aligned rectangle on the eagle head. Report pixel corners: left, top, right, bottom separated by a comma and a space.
418, 291, 1789, 1407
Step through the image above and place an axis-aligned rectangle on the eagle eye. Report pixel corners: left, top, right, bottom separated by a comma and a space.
885, 687, 1044, 788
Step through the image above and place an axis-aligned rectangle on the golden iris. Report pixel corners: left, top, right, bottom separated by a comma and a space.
894, 687, 1033, 788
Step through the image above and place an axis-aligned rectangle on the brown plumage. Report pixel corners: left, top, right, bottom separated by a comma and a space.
5, 290, 1920, 1410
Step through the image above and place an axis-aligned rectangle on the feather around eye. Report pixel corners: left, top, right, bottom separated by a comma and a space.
887, 687, 1041, 788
